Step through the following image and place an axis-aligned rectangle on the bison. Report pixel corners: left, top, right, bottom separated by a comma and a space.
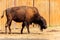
1, 6, 47, 34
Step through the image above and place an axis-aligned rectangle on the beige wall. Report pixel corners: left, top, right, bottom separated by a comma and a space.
50, 0, 60, 26
0, 0, 60, 27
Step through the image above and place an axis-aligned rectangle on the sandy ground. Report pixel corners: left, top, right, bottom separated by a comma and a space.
0, 25, 60, 40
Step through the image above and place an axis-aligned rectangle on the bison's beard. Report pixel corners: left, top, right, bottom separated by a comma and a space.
40, 25, 47, 31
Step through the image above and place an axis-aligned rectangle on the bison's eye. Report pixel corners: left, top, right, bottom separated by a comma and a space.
44, 25, 47, 29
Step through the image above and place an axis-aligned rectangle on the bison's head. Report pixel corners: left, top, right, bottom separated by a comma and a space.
32, 16, 47, 31
38, 17, 47, 31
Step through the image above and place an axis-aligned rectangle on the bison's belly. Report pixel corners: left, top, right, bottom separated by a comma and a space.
13, 18, 24, 22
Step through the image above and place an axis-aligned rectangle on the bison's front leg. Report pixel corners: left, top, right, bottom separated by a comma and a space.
21, 22, 30, 34
26, 25, 30, 34
21, 22, 25, 34
26, 22, 30, 34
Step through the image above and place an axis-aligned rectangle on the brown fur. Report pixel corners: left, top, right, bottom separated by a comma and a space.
1, 6, 47, 34
1, 6, 40, 34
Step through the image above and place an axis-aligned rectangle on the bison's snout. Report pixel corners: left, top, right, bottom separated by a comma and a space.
40, 25, 47, 31
44, 25, 47, 29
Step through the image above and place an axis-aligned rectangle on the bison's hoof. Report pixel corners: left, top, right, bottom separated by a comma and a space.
5, 32, 7, 34
21, 32, 23, 34
8, 32, 11, 34
21, 33, 23, 34
28, 32, 30, 34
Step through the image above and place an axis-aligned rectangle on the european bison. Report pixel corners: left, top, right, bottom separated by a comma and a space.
1, 6, 47, 34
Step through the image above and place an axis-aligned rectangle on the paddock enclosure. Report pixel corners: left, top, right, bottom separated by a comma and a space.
0, 0, 60, 27
0, 0, 60, 40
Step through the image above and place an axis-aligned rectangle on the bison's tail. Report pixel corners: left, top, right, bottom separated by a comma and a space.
1, 13, 4, 18
1, 11, 5, 18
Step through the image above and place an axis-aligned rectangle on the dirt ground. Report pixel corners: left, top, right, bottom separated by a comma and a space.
0, 25, 60, 40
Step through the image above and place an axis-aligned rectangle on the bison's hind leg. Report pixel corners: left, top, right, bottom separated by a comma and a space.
5, 23, 8, 34
25, 22, 30, 34
5, 19, 12, 34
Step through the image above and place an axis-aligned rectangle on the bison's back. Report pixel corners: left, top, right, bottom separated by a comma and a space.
5, 6, 40, 22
